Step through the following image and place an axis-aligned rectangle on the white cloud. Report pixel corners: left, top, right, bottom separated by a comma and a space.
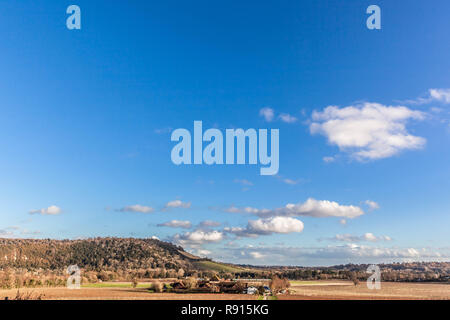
249, 251, 265, 259
429, 88, 450, 103
363, 232, 377, 242
339, 219, 347, 225
310, 102, 426, 160
172, 230, 224, 246
118, 204, 154, 213
243, 207, 264, 215
226, 198, 365, 219
259, 107, 275, 122
157, 220, 192, 229
224, 217, 304, 238
29, 205, 62, 215
164, 200, 191, 209
289, 198, 364, 218
278, 113, 298, 123
323, 156, 335, 163
364, 200, 380, 210
196, 249, 212, 257
249, 216, 304, 234
278, 198, 363, 218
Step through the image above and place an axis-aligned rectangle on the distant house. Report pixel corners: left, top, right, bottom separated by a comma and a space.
246, 286, 258, 294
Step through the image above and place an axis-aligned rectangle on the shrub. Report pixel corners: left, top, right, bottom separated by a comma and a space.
97, 271, 109, 282
0, 272, 14, 289
12, 290, 44, 300
269, 275, 290, 294
151, 281, 163, 293
350, 272, 359, 286
182, 277, 197, 289
257, 285, 265, 295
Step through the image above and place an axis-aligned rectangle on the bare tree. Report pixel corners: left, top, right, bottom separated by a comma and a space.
350, 272, 359, 286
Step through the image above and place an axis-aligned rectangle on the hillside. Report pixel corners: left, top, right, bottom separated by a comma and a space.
0, 237, 204, 272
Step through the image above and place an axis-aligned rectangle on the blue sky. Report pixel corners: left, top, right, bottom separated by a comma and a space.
0, 0, 449, 266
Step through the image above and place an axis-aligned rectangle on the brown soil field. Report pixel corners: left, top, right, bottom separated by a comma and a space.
282, 280, 450, 300
0, 281, 448, 300
0, 287, 257, 300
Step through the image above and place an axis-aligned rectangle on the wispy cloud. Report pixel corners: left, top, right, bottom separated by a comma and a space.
260, 107, 298, 124
278, 113, 298, 123
198, 220, 221, 228
1, 226, 41, 238
273, 174, 304, 185
117, 204, 154, 213
364, 200, 380, 210
233, 179, 253, 186
0, 229, 15, 238
154, 127, 173, 134
20, 229, 42, 236
164, 200, 191, 209
29, 205, 62, 215
259, 107, 275, 122
282, 178, 298, 185
402, 88, 450, 105
157, 220, 192, 229
224, 206, 241, 213
322, 233, 392, 243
